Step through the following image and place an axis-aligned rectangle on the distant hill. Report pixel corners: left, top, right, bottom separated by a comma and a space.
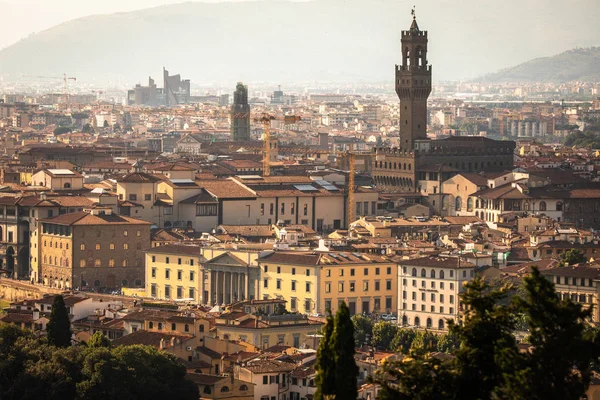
479, 47, 600, 83
0, 0, 599, 83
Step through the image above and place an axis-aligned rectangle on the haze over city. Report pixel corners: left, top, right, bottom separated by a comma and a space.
1, 2, 600, 399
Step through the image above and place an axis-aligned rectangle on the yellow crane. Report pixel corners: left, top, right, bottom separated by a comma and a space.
255, 114, 301, 177
21, 73, 76, 109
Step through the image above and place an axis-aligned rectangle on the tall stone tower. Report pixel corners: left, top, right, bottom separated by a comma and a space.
395, 11, 432, 150
231, 82, 251, 141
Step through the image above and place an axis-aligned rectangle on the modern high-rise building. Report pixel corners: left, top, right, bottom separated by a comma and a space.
231, 82, 251, 141
373, 12, 515, 192
163, 67, 191, 106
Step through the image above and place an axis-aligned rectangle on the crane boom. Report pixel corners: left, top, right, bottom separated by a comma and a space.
254, 114, 300, 177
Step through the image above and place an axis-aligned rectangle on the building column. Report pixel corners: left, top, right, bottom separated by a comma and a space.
230, 272, 235, 303
222, 271, 227, 305
214, 270, 220, 305
238, 273, 244, 301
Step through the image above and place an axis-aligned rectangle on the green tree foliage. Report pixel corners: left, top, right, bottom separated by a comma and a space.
410, 330, 439, 352
351, 314, 373, 347
0, 326, 198, 400
87, 331, 110, 348
450, 278, 520, 399
82, 123, 93, 133
371, 350, 456, 400
315, 313, 336, 400
371, 269, 600, 400
390, 328, 416, 354
103, 120, 109, 128
47, 295, 72, 348
558, 249, 586, 267
53, 126, 72, 135
506, 268, 600, 400
332, 302, 358, 400
372, 321, 397, 351
564, 131, 600, 148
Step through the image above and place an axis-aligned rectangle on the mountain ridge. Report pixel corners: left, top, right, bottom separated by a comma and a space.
0, 0, 598, 84
479, 47, 600, 83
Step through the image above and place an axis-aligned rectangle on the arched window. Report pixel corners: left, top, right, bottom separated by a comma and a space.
411, 268, 417, 277
430, 269, 436, 278
467, 197, 474, 212
135, 279, 142, 286
426, 318, 432, 329
203, 387, 212, 394
402, 315, 408, 326
64, 182, 71, 189
556, 202, 563, 211
221, 387, 230, 393
524, 202, 530, 211
109, 258, 115, 268
539, 201, 547, 211
476, 199, 480, 208
122, 259, 128, 267
199, 324, 205, 333
80, 259, 86, 268
149, 321, 154, 329
65, 259, 69, 267
94, 259, 101, 267
579, 294, 587, 302
122, 280, 128, 287
439, 319, 445, 330
421, 269, 426, 278
414, 317, 420, 327
240, 385, 248, 391
172, 323, 177, 331
440, 270, 445, 279
455, 196, 462, 211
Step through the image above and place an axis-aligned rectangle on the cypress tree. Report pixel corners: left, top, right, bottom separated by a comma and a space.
332, 302, 358, 400
315, 312, 335, 400
47, 295, 72, 347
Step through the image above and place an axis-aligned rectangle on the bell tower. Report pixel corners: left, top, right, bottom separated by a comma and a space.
395, 8, 432, 150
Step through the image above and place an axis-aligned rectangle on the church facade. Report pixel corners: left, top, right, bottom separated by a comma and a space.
372, 14, 515, 192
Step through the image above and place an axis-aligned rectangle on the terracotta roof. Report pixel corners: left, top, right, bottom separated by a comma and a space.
112, 330, 193, 348
397, 256, 476, 269
39, 211, 152, 226
197, 180, 256, 199
179, 190, 217, 204
243, 360, 296, 374
117, 172, 162, 183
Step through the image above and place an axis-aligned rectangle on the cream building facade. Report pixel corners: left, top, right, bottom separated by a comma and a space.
397, 256, 476, 330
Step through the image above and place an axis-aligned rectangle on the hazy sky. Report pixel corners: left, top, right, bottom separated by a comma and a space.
1, 0, 254, 49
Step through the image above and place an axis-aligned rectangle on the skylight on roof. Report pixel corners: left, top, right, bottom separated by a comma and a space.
237, 175, 263, 180
170, 179, 195, 184
315, 179, 339, 191
294, 184, 319, 192
47, 169, 75, 175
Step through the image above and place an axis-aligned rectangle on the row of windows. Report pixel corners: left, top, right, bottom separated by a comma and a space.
403, 291, 455, 304
558, 292, 594, 303
150, 284, 196, 300
554, 275, 594, 287
401, 315, 447, 330
150, 256, 195, 266
404, 267, 473, 279
263, 265, 310, 276
146, 319, 205, 333
376, 161, 412, 171
401, 303, 455, 315
44, 241, 69, 249
324, 280, 392, 293
121, 193, 153, 202
77, 258, 134, 268
325, 266, 393, 277
259, 202, 308, 216
403, 278, 455, 290
71, 243, 139, 251
323, 297, 393, 312
264, 279, 311, 292
153, 268, 195, 282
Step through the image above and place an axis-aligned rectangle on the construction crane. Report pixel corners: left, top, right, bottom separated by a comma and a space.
254, 114, 301, 177
21, 73, 76, 109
